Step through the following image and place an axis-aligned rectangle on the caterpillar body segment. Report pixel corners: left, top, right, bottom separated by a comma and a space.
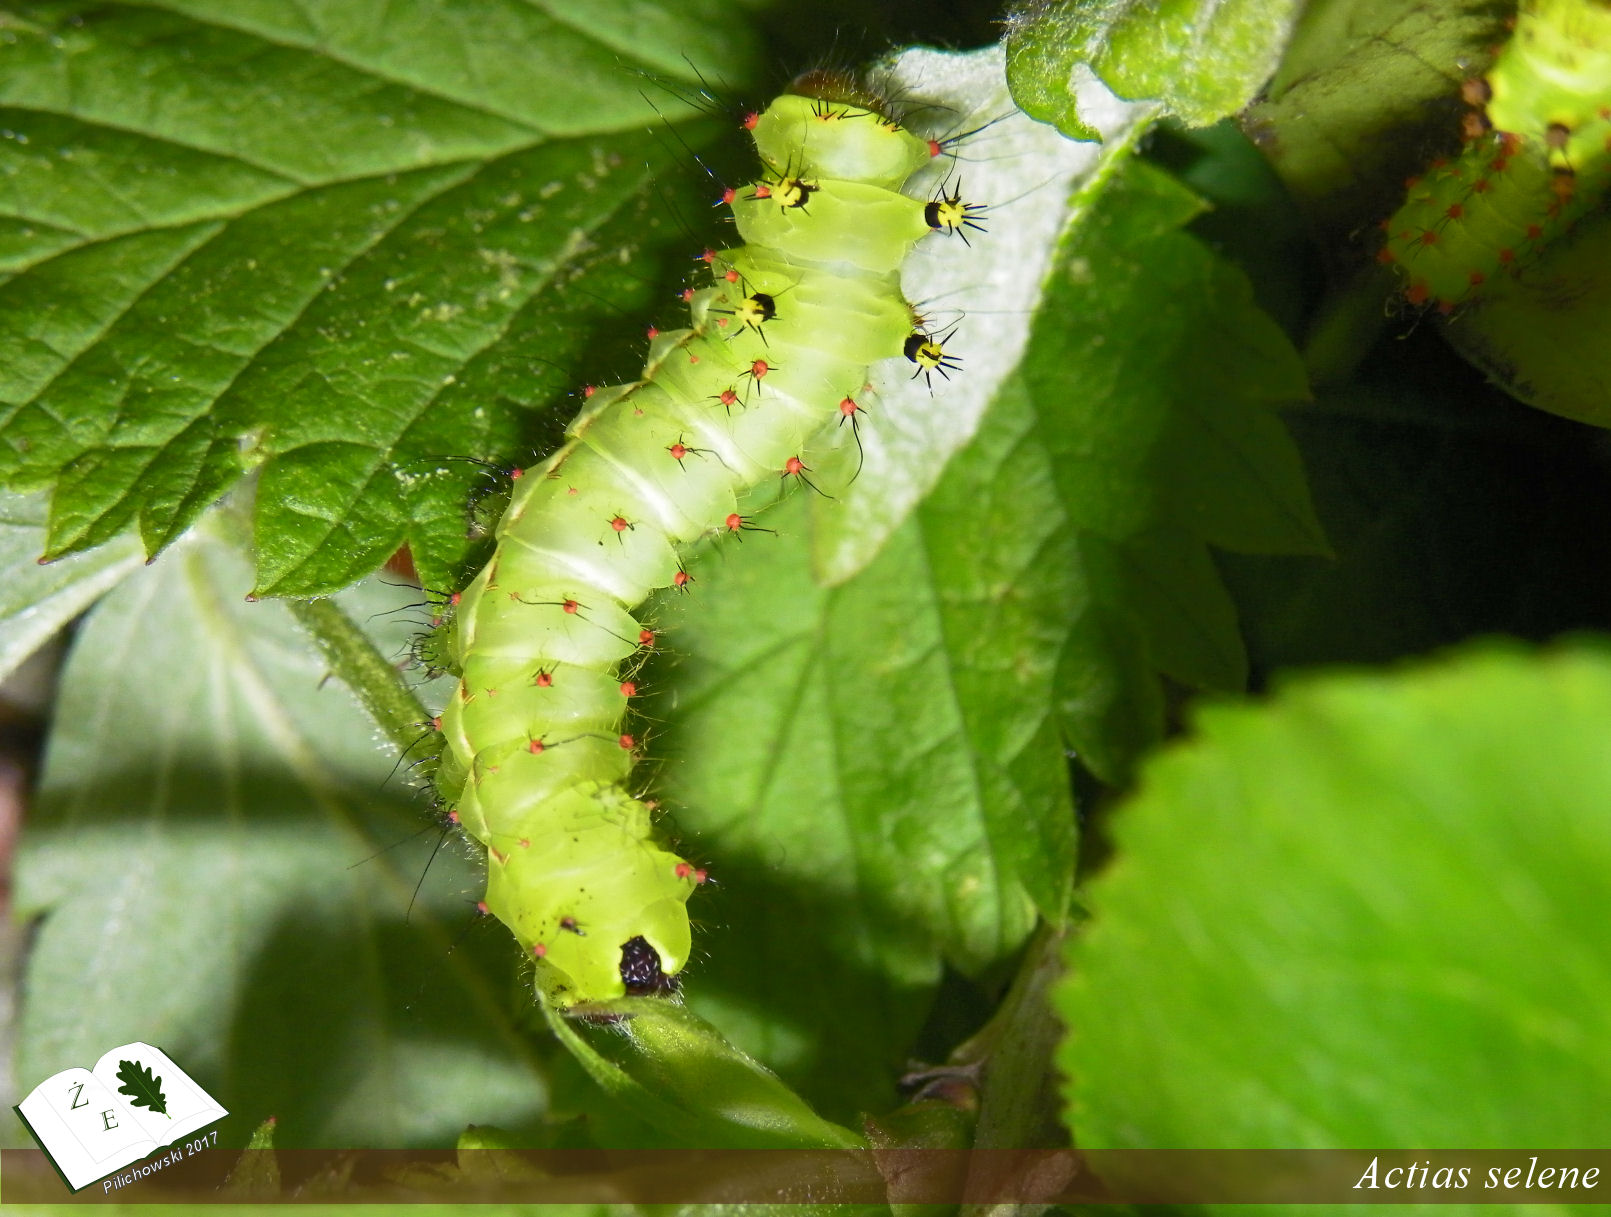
1381, 0, 1611, 310
1487, 0, 1611, 160
436, 90, 963, 1009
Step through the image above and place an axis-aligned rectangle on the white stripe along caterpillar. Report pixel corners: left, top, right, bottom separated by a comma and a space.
1379, 0, 1611, 310
431, 76, 982, 1009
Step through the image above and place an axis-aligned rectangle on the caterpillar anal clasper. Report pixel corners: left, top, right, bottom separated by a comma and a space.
435, 89, 965, 1008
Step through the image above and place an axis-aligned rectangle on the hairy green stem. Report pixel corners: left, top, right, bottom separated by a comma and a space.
287, 596, 437, 786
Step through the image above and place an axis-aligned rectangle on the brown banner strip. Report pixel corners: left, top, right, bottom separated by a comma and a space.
3, 1147, 1608, 1204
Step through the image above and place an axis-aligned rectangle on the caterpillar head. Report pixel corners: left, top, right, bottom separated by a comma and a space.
480, 784, 697, 1007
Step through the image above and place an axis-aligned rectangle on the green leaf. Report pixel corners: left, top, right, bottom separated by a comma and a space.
0, 490, 142, 684
1060, 642, 1611, 1150
1441, 209, 1611, 430
666, 428, 1078, 1116
0, 0, 762, 596
222, 1116, 282, 1199
115, 1058, 169, 1117
1241, 0, 1513, 242
9, 523, 553, 1148
545, 998, 865, 1150
1005, 0, 1302, 139
1019, 158, 1325, 780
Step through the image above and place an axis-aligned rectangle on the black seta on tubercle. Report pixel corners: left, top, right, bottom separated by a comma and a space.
428, 75, 981, 1009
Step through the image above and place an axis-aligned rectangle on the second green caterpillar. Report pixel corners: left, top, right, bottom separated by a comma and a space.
432, 82, 975, 1009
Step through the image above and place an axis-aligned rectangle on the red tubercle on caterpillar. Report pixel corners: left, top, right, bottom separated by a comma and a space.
719, 186, 737, 206
672, 568, 693, 591
533, 942, 548, 958
639, 627, 656, 647
476, 901, 489, 915
742, 110, 759, 130
668, 440, 688, 461
430, 715, 442, 731
753, 183, 772, 199
535, 668, 554, 688
781, 454, 827, 497
610, 514, 632, 533
675, 861, 710, 884
927, 137, 942, 158
448, 809, 461, 824
582, 384, 597, 399
562, 599, 580, 614
620, 681, 637, 697
724, 512, 776, 538
618, 733, 635, 750
680, 287, 695, 303
528, 737, 546, 754
724, 268, 739, 283
700, 248, 717, 264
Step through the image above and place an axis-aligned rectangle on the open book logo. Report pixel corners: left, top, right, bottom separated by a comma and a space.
14, 1041, 226, 1193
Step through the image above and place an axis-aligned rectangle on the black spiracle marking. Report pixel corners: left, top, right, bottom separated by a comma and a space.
619, 936, 679, 996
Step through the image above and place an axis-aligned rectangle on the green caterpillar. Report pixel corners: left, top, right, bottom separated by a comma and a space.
431, 81, 976, 1009
1379, 0, 1611, 310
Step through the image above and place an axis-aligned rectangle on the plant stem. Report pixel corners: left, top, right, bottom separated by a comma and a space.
287, 597, 437, 786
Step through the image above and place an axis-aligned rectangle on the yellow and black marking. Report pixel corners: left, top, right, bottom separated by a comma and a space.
925, 177, 989, 245
772, 175, 818, 212
707, 275, 779, 343
904, 326, 963, 389
735, 291, 776, 335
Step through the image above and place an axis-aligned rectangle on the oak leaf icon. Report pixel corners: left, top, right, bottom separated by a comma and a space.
115, 1059, 169, 1117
